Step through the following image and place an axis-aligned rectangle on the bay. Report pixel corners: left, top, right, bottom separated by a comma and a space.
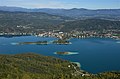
0, 36, 120, 74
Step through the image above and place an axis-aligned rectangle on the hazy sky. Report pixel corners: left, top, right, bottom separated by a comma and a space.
0, 0, 120, 9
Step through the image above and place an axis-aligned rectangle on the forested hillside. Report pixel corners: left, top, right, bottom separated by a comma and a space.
0, 11, 120, 33
0, 53, 120, 79
60, 19, 120, 32
0, 11, 69, 33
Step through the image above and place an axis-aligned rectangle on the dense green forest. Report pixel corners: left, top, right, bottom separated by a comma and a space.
60, 19, 120, 32
0, 11, 120, 33
0, 11, 70, 33
0, 53, 120, 79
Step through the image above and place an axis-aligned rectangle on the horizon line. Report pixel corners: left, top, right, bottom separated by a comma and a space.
0, 6, 120, 10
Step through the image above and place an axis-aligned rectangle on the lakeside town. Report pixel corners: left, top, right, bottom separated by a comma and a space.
0, 29, 120, 40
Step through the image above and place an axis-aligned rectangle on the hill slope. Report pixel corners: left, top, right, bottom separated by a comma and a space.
0, 11, 69, 33
0, 11, 120, 33
0, 53, 120, 79
60, 19, 120, 32
0, 53, 81, 79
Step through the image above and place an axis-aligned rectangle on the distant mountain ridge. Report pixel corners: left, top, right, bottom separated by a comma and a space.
0, 6, 120, 20
0, 6, 29, 12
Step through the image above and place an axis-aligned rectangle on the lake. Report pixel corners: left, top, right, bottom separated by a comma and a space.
0, 36, 120, 74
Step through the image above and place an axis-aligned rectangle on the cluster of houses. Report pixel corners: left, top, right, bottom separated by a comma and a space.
0, 29, 120, 40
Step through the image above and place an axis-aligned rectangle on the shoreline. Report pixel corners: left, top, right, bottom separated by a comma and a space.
0, 34, 120, 40
72, 62, 81, 68
54, 51, 79, 55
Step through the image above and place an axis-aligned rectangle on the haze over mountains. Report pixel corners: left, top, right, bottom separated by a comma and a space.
0, 6, 120, 20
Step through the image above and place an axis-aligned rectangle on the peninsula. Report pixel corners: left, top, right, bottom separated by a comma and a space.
0, 53, 119, 79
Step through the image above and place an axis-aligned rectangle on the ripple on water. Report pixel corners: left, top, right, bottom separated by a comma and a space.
1, 44, 7, 45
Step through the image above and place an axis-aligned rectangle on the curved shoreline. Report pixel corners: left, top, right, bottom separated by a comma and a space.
72, 62, 81, 67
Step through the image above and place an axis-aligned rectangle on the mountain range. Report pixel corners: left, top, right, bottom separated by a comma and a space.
0, 6, 120, 20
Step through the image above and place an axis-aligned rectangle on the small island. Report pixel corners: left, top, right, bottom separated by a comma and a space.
18, 41, 48, 45
53, 39, 71, 45
16, 39, 71, 45
55, 51, 79, 55
55, 52, 69, 55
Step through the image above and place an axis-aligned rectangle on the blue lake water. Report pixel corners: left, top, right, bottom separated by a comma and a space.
0, 36, 120, 74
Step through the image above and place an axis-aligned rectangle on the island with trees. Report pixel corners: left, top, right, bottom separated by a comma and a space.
55, 51, 79, 55
18, 41, 48, 45
53, 39, 71, 45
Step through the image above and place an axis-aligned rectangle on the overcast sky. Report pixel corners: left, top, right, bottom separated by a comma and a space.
0, 0, 120, 9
